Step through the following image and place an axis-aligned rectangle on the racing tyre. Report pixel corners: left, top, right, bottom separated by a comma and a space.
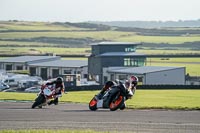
89, 97, 98, 111
109, 95, 124, 111
31, 94, 45, 109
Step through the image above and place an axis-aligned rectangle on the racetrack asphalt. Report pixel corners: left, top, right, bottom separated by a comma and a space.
0, 102, 200, 133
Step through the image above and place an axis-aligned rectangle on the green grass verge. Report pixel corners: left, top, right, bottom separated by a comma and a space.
1, 90, 200, 110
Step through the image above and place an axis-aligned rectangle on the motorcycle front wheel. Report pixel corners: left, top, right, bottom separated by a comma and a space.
89, 97, 98, 111
31, 94, 45, 109
109, 95, 124, 111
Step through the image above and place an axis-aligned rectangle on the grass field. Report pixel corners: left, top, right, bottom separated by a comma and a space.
147, 57, 200, 62
0, 31, 133, 40
1, 21, 200, 44
0, 47, 91, 55
137, 49, 200, 54
146, 57, 200, 76
1, 32, 200, 44
0, 21, 88, 31
1, 90, 200, 110
146, 61, 200, 76
115, 35, 200, 44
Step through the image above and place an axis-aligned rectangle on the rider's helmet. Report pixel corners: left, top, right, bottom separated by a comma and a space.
105, 81, 115, 88
124, 75, 138, 89
129, 75, 138, 87
56, 77, 63, 84
105, 81, 115, 87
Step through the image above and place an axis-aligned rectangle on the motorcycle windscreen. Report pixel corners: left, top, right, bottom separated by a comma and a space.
43, 88, 52, 96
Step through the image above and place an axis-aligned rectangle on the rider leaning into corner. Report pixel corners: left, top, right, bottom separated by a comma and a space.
44, 77, 65, 105
95, 75, 138, 109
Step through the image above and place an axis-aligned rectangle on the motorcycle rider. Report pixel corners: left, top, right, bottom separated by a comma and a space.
45, 77, 65, 105
95, 75, 138, 109
125, 75, 138, 96
96, 75, 138, 100
95, 80, 116, 99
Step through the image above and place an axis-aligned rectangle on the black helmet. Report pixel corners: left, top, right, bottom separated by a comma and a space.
56, 77, 63, 84
105, 81, 115, 87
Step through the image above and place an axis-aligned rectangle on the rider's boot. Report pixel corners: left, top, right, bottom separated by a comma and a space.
120, 103, 126, 110
48, 100, 54, 105
53, 98, 58, 105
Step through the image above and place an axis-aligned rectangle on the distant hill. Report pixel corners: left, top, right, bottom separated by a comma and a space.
90, 19, 200, 28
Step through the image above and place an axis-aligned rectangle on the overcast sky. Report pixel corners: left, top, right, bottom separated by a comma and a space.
0, 0, 200, 22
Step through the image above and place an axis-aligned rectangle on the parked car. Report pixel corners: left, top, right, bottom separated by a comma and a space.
0, 82, 10, 91
24, 86, 40, 93
2, 89, 16, 92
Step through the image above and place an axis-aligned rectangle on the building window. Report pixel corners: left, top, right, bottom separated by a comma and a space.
124, 58, 145, 67
64, 70, 71, 74
65, 75, 74, 82
118, 75, 127, 80
138, 58, 146, 66
83, 74, 88, 79
6, 64, 12, 71
77, 71, 81, 74
111, 74, 114, 81
29, 67, 36, 76
16, 66, 23, 70
124, 58, 130, 66
52, 69, 59, 78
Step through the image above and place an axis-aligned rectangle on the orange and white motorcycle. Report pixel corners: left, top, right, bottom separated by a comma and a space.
89, 81, 135, 111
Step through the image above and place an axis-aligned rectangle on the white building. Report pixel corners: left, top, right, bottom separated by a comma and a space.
0, 56, 60, 71
0, 56, 88, 80
103, 66, 185, 85
28, 59, 88, 80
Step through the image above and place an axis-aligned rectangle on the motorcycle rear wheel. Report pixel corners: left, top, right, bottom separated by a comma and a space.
89, 97, 98, 111
31, 94, 45, 109
109, 95, 124, 111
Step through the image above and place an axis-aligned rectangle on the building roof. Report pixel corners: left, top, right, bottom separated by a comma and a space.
107, 66, 185, 75
0, 56, 60, 63
29, 60, 88, 68
91, 42, 142, 46
98, 52, 146, 57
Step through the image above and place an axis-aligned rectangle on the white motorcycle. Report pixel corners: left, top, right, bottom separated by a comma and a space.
32, 85, 56, 108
